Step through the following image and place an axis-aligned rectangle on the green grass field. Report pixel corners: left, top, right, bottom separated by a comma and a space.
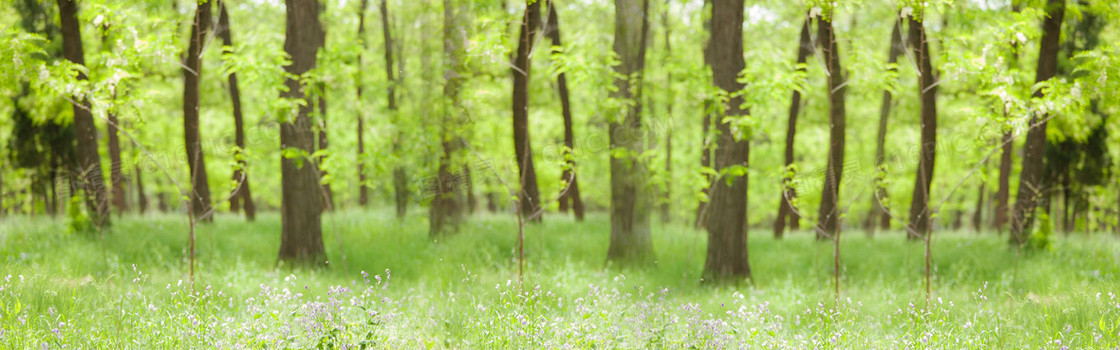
1, 210, 1118, 348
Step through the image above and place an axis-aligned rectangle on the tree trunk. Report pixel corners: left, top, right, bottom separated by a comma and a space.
381, 0, 408, 218
774, 15, 813, 238
815, 14, 846, 240
431, 0, 467, 237
544, 0, 584, 221
107, 109, 126, 215
512, 0, 543, 222
278, 0, 327, 266
356, 0, 370, 207
864, 16, 905, 234
183, 0, 213, 222
703, 0, 750, 282
135, 164, 148, 214
606, 0, 653, 265
216, 2, 256, 220
56, 0, 110, 227
972, 183, 985, 232
906, 15, 938, 239
1011, 0, 1065, 246
994, 131, 1013, 231
317, 90, 334, 212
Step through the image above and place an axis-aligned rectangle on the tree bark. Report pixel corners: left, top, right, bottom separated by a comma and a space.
381, 0, 408, 218
703, 0, 750, 282
217, 2, 256, 220
1011, 0, 1064, 246
544, 0, 584, 221
815, 14, 846, 240
864, 16, 905, 234
774, 15, 813, 238
972, 183, 985, 232
183, 0, 213, 222
107, 111, 126, 215
906, 14, 938, 239
356, 0, 370, 207
317, 88, 334, 212
56, 0, 110, 227
278, 0, 326, 266
606, 0, 653, 265
512, 0, 543, 222
431, 0, 467, 237
135, 164, 148, 214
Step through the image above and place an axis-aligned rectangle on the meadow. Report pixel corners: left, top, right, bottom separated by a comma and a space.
0, 209, 1117, 348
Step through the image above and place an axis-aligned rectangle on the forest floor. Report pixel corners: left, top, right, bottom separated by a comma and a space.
0, 209, 1118, 348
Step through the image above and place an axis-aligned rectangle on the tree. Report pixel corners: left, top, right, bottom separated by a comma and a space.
182, 0, 213, 221
906, 13, 938, 239
355, 0, 370, 207
512, 0, 543, 222
381, 0, 408, 218
316, 85, 334, 211
544, 0, 584, 221
217, 1, 256, 220
703, 0, 750, 282
606, 0, 653, 265
56, 0, 110, 227
430, 0, 467, 236
1010, 0, 1065, 246
815, 11, 846, 240
134, 164, 148, 214
277, 0, 327, 266
864, 16, 905, 234
774, 15, 813, 238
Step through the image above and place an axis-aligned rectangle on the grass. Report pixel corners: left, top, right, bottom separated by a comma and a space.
1, 208, 1118, 348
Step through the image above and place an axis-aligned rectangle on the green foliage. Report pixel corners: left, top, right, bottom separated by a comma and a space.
1027, 208, 1054, 252
65, 194, 91, 235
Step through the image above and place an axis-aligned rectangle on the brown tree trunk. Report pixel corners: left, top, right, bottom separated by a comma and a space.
107, 111, 126, 215
278, 0, 327, 266
183, 0, 213, 222
865, 16, 905, 234
356, 0, 370, 207
906, 15, 938, 239
381, 0, 407, 218
56, 0, 110, 227
994, 131, 1013, 231
135, 164, 148, 214
972, 183, 985, 232
430, 0, 466, 237
815, 14, 846, 240
217, 2, 256, 220
544, 0, 584, 221
606, 0, 653, 265
512, 0, 542, 222
774, 15, 813, 238
1011, 0, 1065, 246
317, 89, 334, 212
703, 0, 750, 282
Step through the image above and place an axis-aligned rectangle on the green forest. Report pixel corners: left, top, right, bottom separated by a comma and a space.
1, 0, 1119, 347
